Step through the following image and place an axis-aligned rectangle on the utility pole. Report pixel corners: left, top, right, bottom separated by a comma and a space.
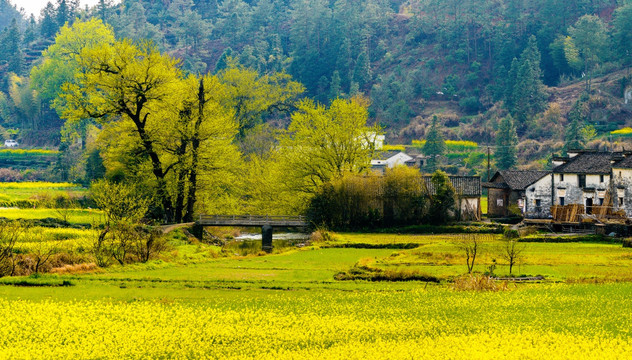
487, 146, 491, 181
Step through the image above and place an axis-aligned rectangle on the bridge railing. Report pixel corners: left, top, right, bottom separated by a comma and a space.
198, 214, 307, 223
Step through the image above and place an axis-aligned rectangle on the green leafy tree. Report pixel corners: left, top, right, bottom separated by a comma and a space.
427, 170, 456, 225
31, 19, 116, 105
566, 15, 608, 91
216, 63, 304, 139
423, 116, 445, 173
613, 3, 632, 68
60, 40, 238, 222
495, 116, 518, 170
279, 96, 381, 195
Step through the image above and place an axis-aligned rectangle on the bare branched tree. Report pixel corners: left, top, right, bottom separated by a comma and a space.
456, 234, 491, 274
500, 238, 526, 276
0, 221, 25, 277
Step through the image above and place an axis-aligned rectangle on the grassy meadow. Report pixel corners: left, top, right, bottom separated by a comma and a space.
0, 228, 631, 358
0, 182, 631, 358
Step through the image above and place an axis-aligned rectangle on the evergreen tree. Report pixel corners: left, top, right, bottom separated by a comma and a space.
564, 96, 588, 151
22, 15, 37, 45
495, 116, 518, 170
353, 50, 371, 89
505, 36, 547, 128
41, 2, 59, 38
423, 116, 446, 173
329, 71, 341, 100
56, 0, 70, 27
6, 19, 23, 75
214, 47, 233, 74
564, 118, 583, 151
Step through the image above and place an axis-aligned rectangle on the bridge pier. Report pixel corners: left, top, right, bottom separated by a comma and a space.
262, 225, 273, 252
192, 224, 204, 240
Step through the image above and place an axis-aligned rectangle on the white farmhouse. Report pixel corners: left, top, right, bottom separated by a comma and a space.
371, 151, 414, 171
551, 150, 613, 213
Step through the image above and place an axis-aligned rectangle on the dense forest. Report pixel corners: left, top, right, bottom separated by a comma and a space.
2, 0, 632, 216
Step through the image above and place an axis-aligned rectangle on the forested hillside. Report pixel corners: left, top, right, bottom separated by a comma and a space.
2, 0, 632, 166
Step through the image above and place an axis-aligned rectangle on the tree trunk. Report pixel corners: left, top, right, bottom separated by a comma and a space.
131, 113, 173, 223
184, 79, 205, 222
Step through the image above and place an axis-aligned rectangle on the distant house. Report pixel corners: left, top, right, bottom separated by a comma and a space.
425, 175, 482, 220
551, 150, 613, 214
611, 155, 632, 217
483, 170, 551, 218
371, 151, 414, 172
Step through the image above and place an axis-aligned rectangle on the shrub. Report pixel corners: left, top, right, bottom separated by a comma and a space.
452, 274, 508, 291
0, 168, 23, 182
334, 264, 440, 282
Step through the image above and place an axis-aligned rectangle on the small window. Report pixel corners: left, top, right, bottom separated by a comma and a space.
600, 175, 604, 183
620, 197, 624, 207
578, 174, 586, 188
599, 198, 604, 205
535, 199, 542, 212
560, 174, 564, 181
620, 171, 622, 177
559, 197, 565, 206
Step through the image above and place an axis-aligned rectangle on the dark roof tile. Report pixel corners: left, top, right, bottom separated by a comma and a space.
552, 152, 614, 174
486, 170, 550, 190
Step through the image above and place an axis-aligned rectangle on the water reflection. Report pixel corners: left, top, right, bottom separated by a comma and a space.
224, 233, 311, 255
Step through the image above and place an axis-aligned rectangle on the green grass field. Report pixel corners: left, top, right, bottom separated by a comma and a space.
0, 182, 89, 207
1, 204, 632, 358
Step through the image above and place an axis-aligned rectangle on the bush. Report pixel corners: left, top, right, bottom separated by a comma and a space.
334, 264, 440, 282
459, 96, 481, 114
452, 274, 508, 291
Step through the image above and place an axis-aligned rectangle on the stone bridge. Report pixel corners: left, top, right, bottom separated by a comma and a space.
193, 215, 310, 252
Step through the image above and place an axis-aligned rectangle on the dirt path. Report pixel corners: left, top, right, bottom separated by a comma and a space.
160, 222, 194, 234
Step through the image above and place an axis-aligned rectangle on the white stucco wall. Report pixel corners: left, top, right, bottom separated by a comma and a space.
524, 174, 553, 218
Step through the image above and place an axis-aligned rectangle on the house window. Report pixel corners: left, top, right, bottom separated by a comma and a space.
559, 197, 565, 206
599, 198, 604, 205
578, 174, 586, 188
600, 175, 605, 183
620, 197, 624, 207
586, 198, 593, 214
535, 199, 541, 212
560, 174, 564, 181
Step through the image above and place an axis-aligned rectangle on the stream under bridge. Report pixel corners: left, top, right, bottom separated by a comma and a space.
192, 215, 310, 252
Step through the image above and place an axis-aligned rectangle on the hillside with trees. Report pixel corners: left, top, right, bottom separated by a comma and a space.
2, 0, 632, 180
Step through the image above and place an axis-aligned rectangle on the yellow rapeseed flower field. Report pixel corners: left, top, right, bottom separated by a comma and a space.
1, 284, 631, 359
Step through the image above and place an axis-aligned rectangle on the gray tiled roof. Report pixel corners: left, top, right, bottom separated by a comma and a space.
486, 170, 550, 191
423, 176, 481, 197
613, 154, 632, 169
552, 152, 613, 174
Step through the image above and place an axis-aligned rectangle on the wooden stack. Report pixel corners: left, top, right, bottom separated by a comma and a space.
551, 190, 628, 224
551, 204, 584, 223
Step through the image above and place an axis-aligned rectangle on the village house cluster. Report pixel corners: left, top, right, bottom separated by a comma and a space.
484, 149, 632, 220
